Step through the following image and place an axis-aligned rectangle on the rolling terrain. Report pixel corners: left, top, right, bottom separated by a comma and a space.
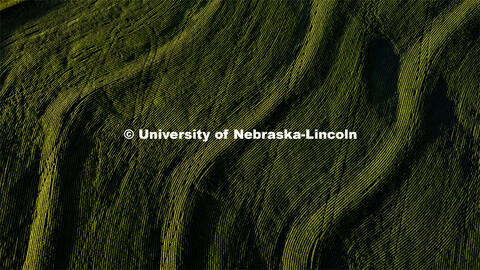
1, 0, 479, 269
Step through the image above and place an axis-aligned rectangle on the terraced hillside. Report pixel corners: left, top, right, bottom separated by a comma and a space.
1, 0, 479, 269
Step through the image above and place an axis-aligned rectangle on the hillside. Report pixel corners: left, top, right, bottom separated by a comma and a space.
1, 0, 479, 268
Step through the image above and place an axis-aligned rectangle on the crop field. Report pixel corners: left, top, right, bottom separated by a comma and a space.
0, 0, 479, 269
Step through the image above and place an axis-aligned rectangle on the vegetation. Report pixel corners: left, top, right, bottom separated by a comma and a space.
0, 0, 479, 268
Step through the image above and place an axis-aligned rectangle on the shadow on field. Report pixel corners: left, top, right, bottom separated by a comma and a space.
0, 0, 62, 90
365, 36, 399, 124
0, 0, 61, 41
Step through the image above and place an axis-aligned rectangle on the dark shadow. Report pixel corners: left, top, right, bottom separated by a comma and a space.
311, 159, 412, 269
182, 150, 268, 269
365, 36, 399, 124
54, 93, 120, 268
0, 148, 41, 269
313, 76, 455, 268
182, 192, 221, 269
422, 76, 456, 141
315, 160, 413, 269
0, 0, 62, 91
0, 0, 61, 41
55, 121, 94, 269
181, 153, 233, 269
240, 218, 269, 270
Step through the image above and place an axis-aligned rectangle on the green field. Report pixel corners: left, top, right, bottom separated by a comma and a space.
1, 0, 479, 269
